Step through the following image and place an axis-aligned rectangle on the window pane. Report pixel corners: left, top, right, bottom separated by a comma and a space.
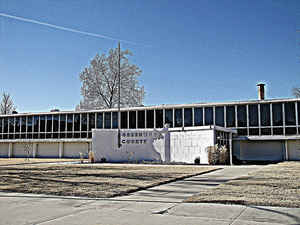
60, 114, 66, 132
272, 103, 283, 126
273, 128, 283, 135
67, 114, 73, 131
237, 105, 247, 127
194, 108, 203, 126
112, 112, 118, 129
104, 112, 111, 129
215, 106, 224, 127
261, 128, 271, 135
260, 104, 270, 126
285, 127, 296, 135
89, 113, 95, 131
97, 113, 103, 129
237, 129, 247, 136
175, 108, 183, 127
138, 111, 145, 128
285, 102, 296, 126
146, 110, 154, 128
53, 115, 58, 132
40, 116, 45, 132
226, 106, 235, 127
205, 107, 213, 125
156, 110, 163, 128
0, 118, 2, 133
129, 111, 136, 129
46, 115, 52, 132
21, 116, 27, 133
27, 116, 33, 133
298, 102, 300, 125
121, 112, 127, 129
184, 108, 192, 127
15, 117, 20, 133
165, 109, 173, 128
249, 128, 259, 135
8, 117, 14, 133
74, 114, 80, 131
81, 114, 87, 131
249, 104, 258, 126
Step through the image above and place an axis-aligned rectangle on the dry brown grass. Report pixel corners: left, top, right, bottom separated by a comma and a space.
186, 162, 300, 208
0, 163, 216, 198
0, 158, 80, 166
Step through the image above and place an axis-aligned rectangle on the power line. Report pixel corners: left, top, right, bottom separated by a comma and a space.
0, 12, 150, 47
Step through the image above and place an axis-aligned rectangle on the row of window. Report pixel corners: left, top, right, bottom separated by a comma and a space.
0, 101, 299, 139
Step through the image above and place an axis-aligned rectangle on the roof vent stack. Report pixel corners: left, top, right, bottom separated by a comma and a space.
257, 83, 265, 100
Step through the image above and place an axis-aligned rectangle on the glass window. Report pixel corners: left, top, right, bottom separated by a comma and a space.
156, 110, 163, 128
194, 108, 203, 126
226, 106, 235, 127
215, 106, 224, 127
205, 107, 213, 125
81, 113, 87, 131
3, 118, 8, 133
285, 127, 296, 135
33, 116, 39, 132
175, 108, 183, 127
104, 112, 111, 129
59, 114, 66, 132
15, 117, 21, 133
53, 115, 58, 132
27, 116, 33, 133
67, 114, 73, 131
249, 104, 258, 127
89, 113, 95, 131
112, 112, 118, 129
249, 128, 259, 136
0, 118, 2, 133
261, 128, 271, 135
184, 108, 192, 127
129, 111, 136, 129
237, 105, 247, 127
40, 115, 46, 132
165, 109, 173, 128
298, 102, 300, 125
147, 110, 154, 128
237, 129, 247, 136
273, 128, 283, 135
46, 115, 52, 132
74, 114, 80, 131
121, 112, 127, 129
138, 111, 145, 128
272, 103, 283, 126
285, 102, 296, 126
8, 117, 14, 133
21, 116, 27, 133
97, 113, 103, 129
260, 104, 270, 126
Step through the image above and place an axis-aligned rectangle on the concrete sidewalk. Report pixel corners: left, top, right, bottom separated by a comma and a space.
0, 166, 299, 225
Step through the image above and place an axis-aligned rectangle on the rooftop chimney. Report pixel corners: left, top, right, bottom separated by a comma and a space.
257, 83, 265, 100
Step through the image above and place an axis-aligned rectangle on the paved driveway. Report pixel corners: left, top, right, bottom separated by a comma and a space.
0, 165, 299, 225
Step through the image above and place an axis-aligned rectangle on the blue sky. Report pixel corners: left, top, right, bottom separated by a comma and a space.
0, 0, 299, 112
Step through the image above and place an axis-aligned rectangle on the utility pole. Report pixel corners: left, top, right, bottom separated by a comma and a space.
118, 41, 121, 148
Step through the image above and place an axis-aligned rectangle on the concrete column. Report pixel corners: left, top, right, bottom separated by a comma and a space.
59, 142, 64, 158
285, 140, 289, 161
164, 130, 170, 163
229, 133, 233, 165
32, 143, 37, 158
8, 143, 13, 158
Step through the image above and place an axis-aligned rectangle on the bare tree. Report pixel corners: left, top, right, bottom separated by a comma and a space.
0, 92, 16, 114
292, 87, 300, 98
77, 47, 145, 110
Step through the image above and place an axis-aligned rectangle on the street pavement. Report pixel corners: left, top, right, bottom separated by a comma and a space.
0, 165, 299, 225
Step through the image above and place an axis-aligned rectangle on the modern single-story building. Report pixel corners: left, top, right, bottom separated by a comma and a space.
0, 84, 300, 163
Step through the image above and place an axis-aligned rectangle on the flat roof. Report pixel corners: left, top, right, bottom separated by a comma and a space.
1, 97, 299, 117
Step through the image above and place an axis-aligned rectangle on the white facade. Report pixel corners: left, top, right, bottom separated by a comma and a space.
92, 126, 234, 164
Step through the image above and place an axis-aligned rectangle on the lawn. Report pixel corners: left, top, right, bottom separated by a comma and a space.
186, 162, 300, 208
0, 161, 217, 198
